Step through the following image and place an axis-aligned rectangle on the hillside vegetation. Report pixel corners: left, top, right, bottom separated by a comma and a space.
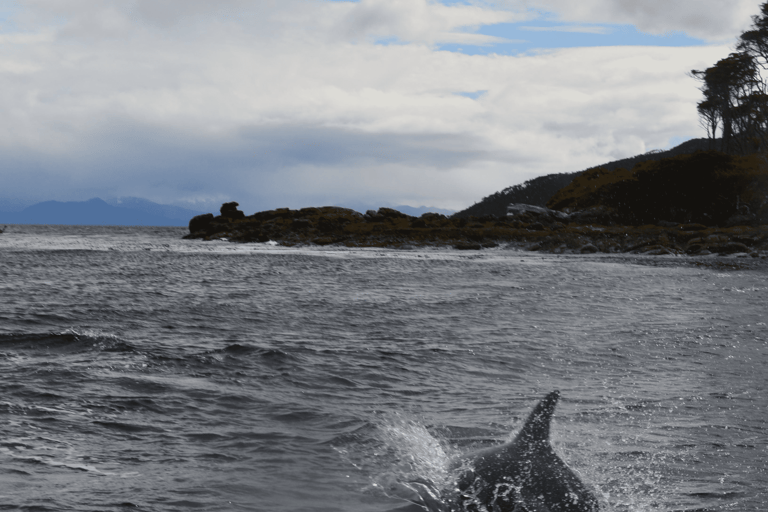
547, 150, 768, 226
453, 138, 714, 218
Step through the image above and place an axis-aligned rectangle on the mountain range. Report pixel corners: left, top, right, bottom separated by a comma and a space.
0, 197, 206, 227
0, 197, 455, 227
336, 203, 456, 217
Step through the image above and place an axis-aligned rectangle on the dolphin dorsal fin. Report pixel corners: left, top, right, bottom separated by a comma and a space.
517, 390, 560, 444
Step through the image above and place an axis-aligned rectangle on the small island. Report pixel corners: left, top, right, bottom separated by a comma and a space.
184, 149, 768, 257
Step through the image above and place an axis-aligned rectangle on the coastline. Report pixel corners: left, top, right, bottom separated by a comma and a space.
183, 204, 768, 260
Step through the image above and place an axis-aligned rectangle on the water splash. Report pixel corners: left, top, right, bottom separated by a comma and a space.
337, 412, 460, 510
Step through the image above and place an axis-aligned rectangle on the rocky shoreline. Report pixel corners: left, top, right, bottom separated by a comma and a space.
184, 202, 768, 259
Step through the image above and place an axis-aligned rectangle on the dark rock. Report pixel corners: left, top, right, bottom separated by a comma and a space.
421, 212, 446, 221
312, 236, 340, 246
565, 206, 616, 225
638, 244, 674, 255
189, 213, 214, 233
725, 214, 757, 227
680, 224, 707, 231
242, 231, 271, 243
364, 210, 384, 222
579, 244, 599, 254
550, 221, 565, 230
454, 242, 483, 250
377, 207, 411, 221
292, 218, 312, 230
715, 242, 751, 255
507, 203, 568, 224
220, 202, 245, 220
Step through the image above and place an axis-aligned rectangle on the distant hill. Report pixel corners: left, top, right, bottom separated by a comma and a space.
0, 197, 205, 226
390, 205, 455, 217
103, 197, 207, 223
336, 202, 455, 217
453, 138, 716, 218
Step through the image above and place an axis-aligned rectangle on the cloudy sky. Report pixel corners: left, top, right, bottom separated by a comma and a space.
0, 0, 759, 213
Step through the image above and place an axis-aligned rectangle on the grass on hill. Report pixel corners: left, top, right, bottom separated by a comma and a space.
452, 138, 716, 219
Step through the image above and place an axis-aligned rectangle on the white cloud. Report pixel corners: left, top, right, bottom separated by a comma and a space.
512, 0, 757, 42
0, 0, 748, 213
334, 0, 528, 45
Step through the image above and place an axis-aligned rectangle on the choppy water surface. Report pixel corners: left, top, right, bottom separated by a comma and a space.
0, 225, 766, 511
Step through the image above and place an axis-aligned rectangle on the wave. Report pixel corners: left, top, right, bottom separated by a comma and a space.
0, 328, 134, 354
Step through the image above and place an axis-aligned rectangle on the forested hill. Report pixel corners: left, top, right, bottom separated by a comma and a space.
452, 138, 715, 218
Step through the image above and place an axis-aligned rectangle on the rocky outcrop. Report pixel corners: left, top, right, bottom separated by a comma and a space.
189, 213, 214, 234
525, 223, 767, 257
507, 204, 568, 223
220, 202, 245, 220
184, 203, 768, 257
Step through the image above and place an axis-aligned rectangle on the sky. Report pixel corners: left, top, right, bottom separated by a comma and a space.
0, 0, 760, 213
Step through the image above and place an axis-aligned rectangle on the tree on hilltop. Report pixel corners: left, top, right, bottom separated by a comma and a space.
693, 2, 768, 154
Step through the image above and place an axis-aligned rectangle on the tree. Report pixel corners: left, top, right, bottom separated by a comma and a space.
692, 52, 764, 154
696, 97, 720, 147
692, 2, 768, 154
737, 2, 768, 68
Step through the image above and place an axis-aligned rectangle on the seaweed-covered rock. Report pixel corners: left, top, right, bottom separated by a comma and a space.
188, 213, 214, 235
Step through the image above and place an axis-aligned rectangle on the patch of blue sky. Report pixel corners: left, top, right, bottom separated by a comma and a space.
440, 21, 710, 55
455, 90, 487, 100
322, 0, 708, 53
0, 0, 20, 33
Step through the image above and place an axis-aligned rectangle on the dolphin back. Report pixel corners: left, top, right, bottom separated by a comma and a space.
454, 390, 599, 512
517, 390, 560, 444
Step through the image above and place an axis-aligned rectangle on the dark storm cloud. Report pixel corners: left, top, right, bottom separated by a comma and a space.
238, 124, 497, 168
0, 118, 507, 211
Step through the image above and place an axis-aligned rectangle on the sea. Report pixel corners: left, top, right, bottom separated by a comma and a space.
0, 224, 766, 512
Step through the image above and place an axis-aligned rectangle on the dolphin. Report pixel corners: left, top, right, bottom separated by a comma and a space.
449, 390, 599, 512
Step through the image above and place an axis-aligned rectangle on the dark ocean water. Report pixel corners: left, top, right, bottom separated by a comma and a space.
0, 225, 766, 512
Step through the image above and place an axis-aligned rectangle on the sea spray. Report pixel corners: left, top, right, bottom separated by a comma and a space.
336, 411, 460, 509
